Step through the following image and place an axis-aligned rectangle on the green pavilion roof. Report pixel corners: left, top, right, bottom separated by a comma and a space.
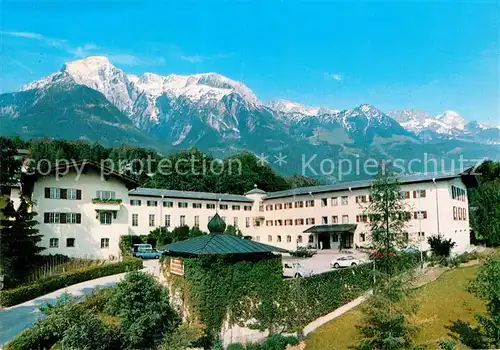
163, 213, 289, 256
163, 234, 289, 256
303, 224, 357, 234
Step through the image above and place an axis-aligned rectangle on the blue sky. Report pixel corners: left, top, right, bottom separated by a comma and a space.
1, 1, 499, 124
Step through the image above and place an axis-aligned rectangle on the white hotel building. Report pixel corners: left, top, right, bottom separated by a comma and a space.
7, 161, 476, 259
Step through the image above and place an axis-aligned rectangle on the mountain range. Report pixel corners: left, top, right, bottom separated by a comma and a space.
1, 56, 499, 179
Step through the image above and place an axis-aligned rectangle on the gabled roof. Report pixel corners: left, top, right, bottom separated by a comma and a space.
129, 187, 253, 203
27, 160, 140, 189
244, 187, 267, 195
264, 171, 473, 200
163, 234, 289, 256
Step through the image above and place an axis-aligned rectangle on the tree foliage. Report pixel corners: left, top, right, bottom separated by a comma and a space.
0, 198, 44, 287
468, 257, 500, 348
427, 234, 456, 257
0, 136, 22, 187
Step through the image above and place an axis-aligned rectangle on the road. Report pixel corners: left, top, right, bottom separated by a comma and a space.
0, 259, 160, 346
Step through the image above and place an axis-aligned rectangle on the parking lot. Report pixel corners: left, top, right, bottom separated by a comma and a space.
282, 249, 370, 275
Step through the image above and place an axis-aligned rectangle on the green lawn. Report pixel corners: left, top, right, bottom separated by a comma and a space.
305, 265, 485, 350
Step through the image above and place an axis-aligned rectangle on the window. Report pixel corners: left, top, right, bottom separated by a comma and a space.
180, 215, 186, 226
275, 219, 283, 226
342, 215, 349, 224
130, 199, 141, 206
66, 238, 75, 247
285, 219, 293, 226
297, 235, 303, 243
50, 187, 61, 199
418, 232, 425, 241
463, 208, 467, 220
452, 186, 456, 199
266, 204, 273, 211
255, 236, 261, 242
132, 214, 138, 227
49, 238, 59, 248
100, 212, 112, 225
331, 197, 338, 206
356, 215, 368, 223
308, 234, 314, 243
287, 235, 292, 243
101, 238, 110, 249
266, 220, 273, 226
360, 233, 366, 242
246, 217, 250, 228
453, 206, 457, 220
332, 215, 339, 224
268, 235, 272, 242
332, 233, 339, 242
322, 216, 328, 224
163, 201, 173, 207
149, 214, 155, 227
96, 190, 115, 199
244, 205, 252, 211
295, 201, 304, 208
232, 205, 241, 210
165, 214, 171, 227
306, 218, 315, 225
355, 195, 367, 204
220, 204, 228, 210
295, 218, 304, 225
234, 217, 238, 227
305, 199, 315, 207
413, 190, 426, 198
277, 235, 282, 242
147, 200, 158, 207
414, 211, 427, 219
400, 191, 410, 199
341, 196, 348, 205
178, 202, 188, 208
194, 216, 200, 227
66, 213, 80, 224
284, 202, 293, 209
44, 212, 81, 224
192, 203, 202, 209
321, 198, 328, 207
403, 232, 409, 242
207, 203, 216, 209
275, 203, 283, 210
67, 189, 77, 200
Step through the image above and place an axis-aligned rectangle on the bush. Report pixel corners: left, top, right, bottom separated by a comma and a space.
231, 334, 299, 350
428, 234, 456, 257
0, 257, 143, 307
119, 235, 144, 256
60, 313, 120, 350
227, 343, 246, 350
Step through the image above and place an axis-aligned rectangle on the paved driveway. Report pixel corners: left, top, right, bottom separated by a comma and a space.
283, 249, 369, 275
0, 259, 160, 346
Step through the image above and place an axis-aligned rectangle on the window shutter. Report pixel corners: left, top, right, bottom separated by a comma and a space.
423, 211, 427, 219
60, 189, 67, 199
76, 213, 81, 224
413, 191, 417, 198
60, 213, 67, 223
76, 190, 82, 200
45, 187, 50, 198
414, 212, 417, 219
421, 190, 426, 198
44, 213, 49, 223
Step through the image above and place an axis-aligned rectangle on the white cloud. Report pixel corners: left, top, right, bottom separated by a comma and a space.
1, 31, 66, 48
108, 54, 142, 66
180, 55, 204, 63
324, 73, 343, 82
69, 43, 98, 58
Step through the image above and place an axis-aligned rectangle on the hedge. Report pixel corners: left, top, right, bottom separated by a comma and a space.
0, 257, 143, 307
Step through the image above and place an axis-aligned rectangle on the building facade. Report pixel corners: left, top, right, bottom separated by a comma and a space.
10, 162, 475, 259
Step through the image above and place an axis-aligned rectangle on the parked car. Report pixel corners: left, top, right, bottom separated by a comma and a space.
330, 255, 363, 268
283, 262, 313, 278
134, 248, 161, 259
290, 246, 317, 258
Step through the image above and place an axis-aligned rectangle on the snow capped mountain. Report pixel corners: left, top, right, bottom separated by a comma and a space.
435, 110, 467, 130
267, 99, 338, 118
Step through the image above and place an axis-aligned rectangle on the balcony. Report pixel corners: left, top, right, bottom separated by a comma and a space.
92, 198, 122, 211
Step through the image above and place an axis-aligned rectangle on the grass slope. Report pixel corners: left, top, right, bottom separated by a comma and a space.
305, 265, 484, 350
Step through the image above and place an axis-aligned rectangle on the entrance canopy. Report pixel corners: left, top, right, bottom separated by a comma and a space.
304, 224, 357, 234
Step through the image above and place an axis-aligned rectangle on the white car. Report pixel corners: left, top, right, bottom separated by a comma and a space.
330, 255, 363, 268
283, 262, 314, 278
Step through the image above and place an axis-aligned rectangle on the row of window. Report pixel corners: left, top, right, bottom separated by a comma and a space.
453, 206, 467, 221
44, 187, 82, 200
451, 186, 466, 201
49, 237, 109, 249
130, 199, 252, 211
131, 214, 252, 228
44, 212, 115, 225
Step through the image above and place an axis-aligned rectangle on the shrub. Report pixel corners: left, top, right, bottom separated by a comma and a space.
0, 257, 143, 307
60, 313, 120, 350
227, 343, 246, 350
428, 234, 456, 257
